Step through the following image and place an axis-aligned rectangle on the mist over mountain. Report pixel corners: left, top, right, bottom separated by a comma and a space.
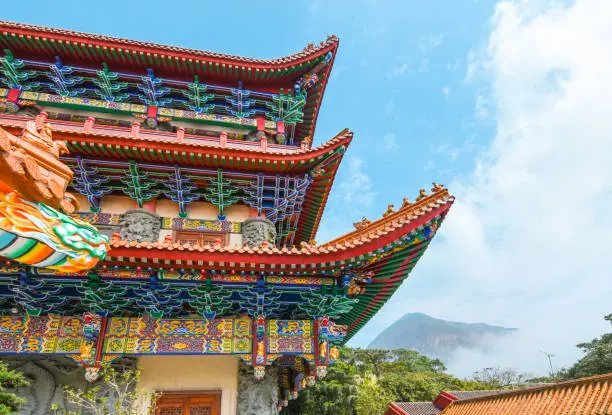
368, 313, 517, 364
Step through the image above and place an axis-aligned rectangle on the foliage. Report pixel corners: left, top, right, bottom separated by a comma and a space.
381, 372, 492, 402
471, 367, 529, 389
282, 348, 491, 414
283, 357, 359, 415
560, 313, 612, 379
58, 365, 157, 415
0, 361, 29, 414
355, 374, 393, 415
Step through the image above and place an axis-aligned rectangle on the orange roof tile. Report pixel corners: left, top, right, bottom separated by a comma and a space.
321, 184, 452, 248
440, 373, 612, 415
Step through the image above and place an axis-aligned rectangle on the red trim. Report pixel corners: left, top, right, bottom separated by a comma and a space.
433, 391, 460, 410
106, 204, 450, 267
93, 316, 108, 366
0, 21, 338, 71
386, 402, 409, 415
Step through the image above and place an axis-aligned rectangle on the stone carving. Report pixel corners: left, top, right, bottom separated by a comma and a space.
242, 217, 277, 248
2, 356, 85, 415
119, 208, 161, 242
1, 356, 138, 415
237, 363, 279, 415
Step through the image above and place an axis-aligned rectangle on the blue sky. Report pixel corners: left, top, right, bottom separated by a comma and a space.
4, 0, 612, 377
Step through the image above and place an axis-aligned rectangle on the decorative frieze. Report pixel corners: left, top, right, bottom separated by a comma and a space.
73, 211, 241, 234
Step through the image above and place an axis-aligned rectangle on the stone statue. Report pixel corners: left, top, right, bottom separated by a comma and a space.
237, 363, 279, 415
119, 208, 161, 242
242, 217, 277, 248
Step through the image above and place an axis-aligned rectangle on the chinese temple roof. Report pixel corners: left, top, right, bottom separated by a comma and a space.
440, 374, 612, 415
0, 21, 339, 142
388, 402, 441, 415
0, 20, 338, 67
101, 186, 454, 340
387, 391, 502, 415
0, 114, 351, 244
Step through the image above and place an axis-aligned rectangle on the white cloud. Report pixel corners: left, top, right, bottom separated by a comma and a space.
387, 62, 410, 79
338, 157, 376, 208
465, 49, 487, 82
474, 93, 490, 119
442, 87, 451, 98
419, 58, 430, 73
385, 100, 395, 116
383, 133, 398, 150
351, 0, 612, 376
432, 143, 461, 162
310, 0, 320, 14
447, 59, 462, 71
418, 34, 445, 53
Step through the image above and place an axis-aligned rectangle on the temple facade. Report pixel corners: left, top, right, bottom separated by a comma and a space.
0, 21, 454, 414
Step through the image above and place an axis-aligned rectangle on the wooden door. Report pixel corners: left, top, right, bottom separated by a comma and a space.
155, 392, 221, 415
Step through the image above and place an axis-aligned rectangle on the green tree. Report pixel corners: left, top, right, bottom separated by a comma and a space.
353, 348, 392, 377
381, 371, 493, 402
355, 374, 392, 415
282, 347, 493, 414
0, 361, 29, 414
561, 314, 612, 379
283, 350, 359, 415
60, 365, 157, 415
471, 367, 529, 389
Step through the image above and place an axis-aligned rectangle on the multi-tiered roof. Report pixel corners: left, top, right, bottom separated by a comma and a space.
0, 21, 454, 403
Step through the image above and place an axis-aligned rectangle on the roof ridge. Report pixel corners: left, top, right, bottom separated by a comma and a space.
448, 373, 612, 405
0, 115, 352, 158
319, 184, 453, 248
0, 20, 339, 66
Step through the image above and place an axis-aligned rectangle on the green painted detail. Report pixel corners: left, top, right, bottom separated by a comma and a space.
297, 285, 358, 319
182, 75, 214, 113
187, 277, 235, 318
36, 203, 109, 260
92, 62, 130, 102
119, 160, 161, 208
265, 89, 307, 126
77, 273, 131, 314
0, 50, 39, 90
202, 168, 240, 219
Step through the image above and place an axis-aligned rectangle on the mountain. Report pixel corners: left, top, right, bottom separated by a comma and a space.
368, 313, 517, 363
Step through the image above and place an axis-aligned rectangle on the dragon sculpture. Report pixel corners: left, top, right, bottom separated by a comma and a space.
0, 120, 109, 272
